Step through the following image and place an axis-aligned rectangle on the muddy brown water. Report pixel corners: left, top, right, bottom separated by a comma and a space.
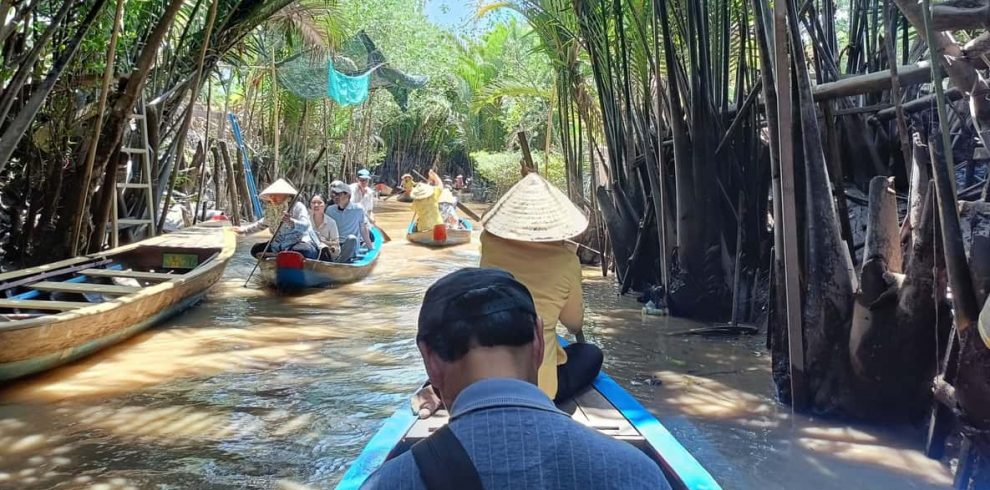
0, 201, 952, 489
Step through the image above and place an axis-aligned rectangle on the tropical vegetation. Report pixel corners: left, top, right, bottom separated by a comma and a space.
2, 0, 990, 483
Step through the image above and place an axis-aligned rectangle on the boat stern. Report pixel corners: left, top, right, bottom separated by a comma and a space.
274, 251, 307, 291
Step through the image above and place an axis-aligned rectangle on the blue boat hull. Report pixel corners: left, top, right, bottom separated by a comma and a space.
336, 337, 721, 489
260, 227, 383, 291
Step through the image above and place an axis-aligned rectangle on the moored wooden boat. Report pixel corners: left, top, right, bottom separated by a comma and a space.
405, 219, 473, 247
258, 227, 383, 290
336, 341, 722, 489
0, 225, 236, 382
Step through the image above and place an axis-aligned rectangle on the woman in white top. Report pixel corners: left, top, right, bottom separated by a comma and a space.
309, 194, 341, 261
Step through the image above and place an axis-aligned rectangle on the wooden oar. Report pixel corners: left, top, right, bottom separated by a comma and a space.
410, 169, 483, 222
243, 194, 302, 287
373, 222, 392, 242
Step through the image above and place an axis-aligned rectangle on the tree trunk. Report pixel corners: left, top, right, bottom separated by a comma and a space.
0, 0, 109, 174
219, 141, 240, 226
788, 0, 858, 415
70, 0, 126, 256
157, 0, 220, 231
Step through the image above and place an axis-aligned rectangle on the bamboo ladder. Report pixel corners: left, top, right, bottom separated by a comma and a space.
111, 96, 157, 248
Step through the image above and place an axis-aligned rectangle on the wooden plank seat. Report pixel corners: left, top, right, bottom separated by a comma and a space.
403, 389, 639, 441
79, 269, 179, 282
0, 299, 90, 311
571, 388, 640, 437
30, 281, 140, 295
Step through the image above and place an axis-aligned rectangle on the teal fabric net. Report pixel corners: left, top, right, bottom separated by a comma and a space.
327, 59, 370, 106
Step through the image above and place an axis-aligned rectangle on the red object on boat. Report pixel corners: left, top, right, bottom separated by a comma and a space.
433, 224, 447, 242
211, 213, 227, 221
276, 251, 305, 269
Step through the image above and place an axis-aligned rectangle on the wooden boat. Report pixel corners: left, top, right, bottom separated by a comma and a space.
336, 339, 722, 490
405, 219, 473, 247
258, 227, 382, 290
0, 225, 236, 382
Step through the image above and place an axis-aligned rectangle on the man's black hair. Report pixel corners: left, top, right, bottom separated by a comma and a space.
417, 268, 539, 362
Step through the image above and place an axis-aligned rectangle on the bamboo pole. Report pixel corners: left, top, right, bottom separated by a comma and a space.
271, 47, 280, 176
773, 0, 808, 411
189, 142, 208, 223
918, 0, 987, 461
219, 141, 239, 225
70, 0, 125, 256
884, 0, 913, 169
920, 0, 980, 331
811, 62, 930, 100
157, 0, 221, 231
651, 0, 670, 297
730, 191, 745, 327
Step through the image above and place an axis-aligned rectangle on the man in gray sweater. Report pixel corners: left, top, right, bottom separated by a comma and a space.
362, 268, 670, 489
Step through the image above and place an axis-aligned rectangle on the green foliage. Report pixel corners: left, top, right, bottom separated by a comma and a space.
471, 149, 565, 197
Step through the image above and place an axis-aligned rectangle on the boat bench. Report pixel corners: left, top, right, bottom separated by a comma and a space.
79, 269, 178, 282
0, 299, 90, 311
30, 281, 139, 295
404, 388, 639, 440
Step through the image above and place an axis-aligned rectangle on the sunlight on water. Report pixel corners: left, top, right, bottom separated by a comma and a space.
0, 200, 953, 489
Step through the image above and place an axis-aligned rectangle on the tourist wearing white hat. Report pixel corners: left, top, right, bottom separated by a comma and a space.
478, 172, 601, 402
327, 180, 373, 263
233, 178, 321, 259
350, 168, 377, 223
438, 188, 462, 229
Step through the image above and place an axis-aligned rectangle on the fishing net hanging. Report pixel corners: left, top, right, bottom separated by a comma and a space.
274, 31, 428, 109
275, 55, 371, 105
276, 55, 332, 100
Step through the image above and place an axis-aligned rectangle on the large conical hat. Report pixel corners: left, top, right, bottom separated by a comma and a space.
411, 183, 435, 200
481, 173, 588, 242
259, 178, 298, 199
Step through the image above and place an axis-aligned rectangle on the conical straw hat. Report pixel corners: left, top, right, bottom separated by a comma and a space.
481, 173, 588, 242
411, 183, 435, 200
259, 178, 298, 199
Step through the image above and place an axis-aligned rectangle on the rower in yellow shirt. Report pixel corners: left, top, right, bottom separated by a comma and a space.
410, 170, 445, 233
397, 173, 415, 203
410, 172, 601, 416
478, 172, 600, 401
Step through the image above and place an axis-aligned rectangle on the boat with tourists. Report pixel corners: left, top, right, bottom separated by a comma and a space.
405, 219, 473, 247
257, 226, 383, 290
336, 339, 722, 490
0, 225, 236, 381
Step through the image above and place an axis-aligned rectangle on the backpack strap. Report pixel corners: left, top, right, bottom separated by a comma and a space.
411, 424, 484, 490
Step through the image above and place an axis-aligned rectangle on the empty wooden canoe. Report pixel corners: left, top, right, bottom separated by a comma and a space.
406, 219, 473, 247
258, 226, 383, 290
337, 356, 721, 489
0, 225, 236, 381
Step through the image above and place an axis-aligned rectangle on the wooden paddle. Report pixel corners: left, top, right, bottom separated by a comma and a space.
410, 169, 483, 222
243, 194, 302, 287
373, 222, 392, 242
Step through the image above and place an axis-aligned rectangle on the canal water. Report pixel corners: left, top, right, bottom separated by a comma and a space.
0, 201, 952, 489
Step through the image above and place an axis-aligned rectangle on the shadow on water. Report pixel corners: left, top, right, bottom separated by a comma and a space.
0, 200, 952, 489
